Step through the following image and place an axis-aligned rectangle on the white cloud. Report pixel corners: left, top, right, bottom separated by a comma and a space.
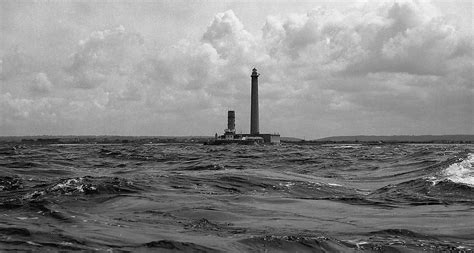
30, 72, 53, 94
0, 93, 58, 135
66, 26, 145, 89
259, 0, 472, 78
202, 10, 257, 60
0, 47, 33, 80
0, 0, 472, 137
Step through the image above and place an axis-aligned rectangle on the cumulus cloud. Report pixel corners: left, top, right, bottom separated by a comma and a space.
0, 47, 33, 80
260, 0, 472, 78
66, 26, 145, 89
0, 92, 59, 135
202, 10, 257, 60
0, 0, 472, 137
30, 72, 53, 94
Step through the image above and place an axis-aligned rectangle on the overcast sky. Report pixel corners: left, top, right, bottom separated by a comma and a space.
0, 0, 472, 139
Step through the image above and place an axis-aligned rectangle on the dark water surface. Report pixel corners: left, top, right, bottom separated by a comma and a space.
0, 143, 473, 252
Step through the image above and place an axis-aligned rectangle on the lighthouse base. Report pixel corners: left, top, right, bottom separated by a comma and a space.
204, 133, 280, 145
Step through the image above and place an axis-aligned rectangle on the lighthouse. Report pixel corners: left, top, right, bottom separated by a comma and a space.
250, 68, 259, 135
204, 67, 280, 145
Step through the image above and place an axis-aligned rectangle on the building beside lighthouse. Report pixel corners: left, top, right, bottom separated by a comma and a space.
205, 68, 280, 145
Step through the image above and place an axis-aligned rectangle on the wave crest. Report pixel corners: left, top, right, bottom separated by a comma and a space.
441, 153, 474, 187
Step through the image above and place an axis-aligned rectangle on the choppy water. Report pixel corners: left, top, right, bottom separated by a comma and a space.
0, 143, 473, 252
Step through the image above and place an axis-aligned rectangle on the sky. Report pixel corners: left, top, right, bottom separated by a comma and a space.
0, 0, 472, 139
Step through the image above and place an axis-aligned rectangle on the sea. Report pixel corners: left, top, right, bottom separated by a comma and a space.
0, 142, 473, 252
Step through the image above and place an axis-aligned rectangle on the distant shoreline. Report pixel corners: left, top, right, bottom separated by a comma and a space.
0, 135, 472, 144
310, 135, 474, 144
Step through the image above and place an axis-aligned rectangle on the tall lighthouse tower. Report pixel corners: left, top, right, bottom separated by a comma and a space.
250, 68, 260, 135
204, 67, 280, 145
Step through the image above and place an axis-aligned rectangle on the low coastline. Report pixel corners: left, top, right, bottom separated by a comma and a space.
0, 135, 472, 145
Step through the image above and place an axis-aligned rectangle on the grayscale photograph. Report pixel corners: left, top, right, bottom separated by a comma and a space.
0, 0, 473, 251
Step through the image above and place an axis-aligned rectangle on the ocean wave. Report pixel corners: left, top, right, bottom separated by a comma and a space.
181, 162, 226, 171
352, 228, 473, 252
167, 174, 375, 206
370, 177, 474, 205
238, 234, 352, 252
1, 143, 473, 251
0, 226, 99, 251
48, 176, 141, 196
0, 176, 142, 211
2, 161, 41, 168
0, 175, 23, 191
441, 153, 474, 187
141, 240, 221, 252
184, 218, 247, 235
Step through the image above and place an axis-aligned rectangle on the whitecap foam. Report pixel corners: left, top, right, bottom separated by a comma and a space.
442, 153, 474, 187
